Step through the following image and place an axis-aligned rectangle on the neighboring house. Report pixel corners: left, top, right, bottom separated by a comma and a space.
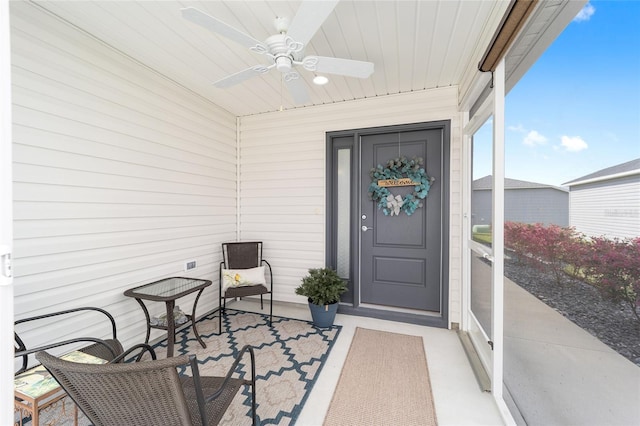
472, 176, 569, 227
563, 158, 640, 239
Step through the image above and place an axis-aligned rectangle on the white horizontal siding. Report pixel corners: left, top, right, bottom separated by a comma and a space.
11, 2, 236, 358
239, 87, 463, 325
569, 174, 640, 239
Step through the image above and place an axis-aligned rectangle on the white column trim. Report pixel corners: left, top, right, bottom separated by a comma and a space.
0, 0, 14, 423
491, 58, 508, 419
461, 111, 471, 329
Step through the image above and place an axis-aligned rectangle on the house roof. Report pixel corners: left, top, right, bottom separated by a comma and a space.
473, 175, 568, 192
27, 1, 583, 117
563, 158, 640, 186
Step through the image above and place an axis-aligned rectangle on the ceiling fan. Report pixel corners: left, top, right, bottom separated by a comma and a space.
181, 0, 374, 105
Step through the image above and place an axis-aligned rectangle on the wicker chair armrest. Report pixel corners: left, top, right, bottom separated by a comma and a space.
203, 345, 256, 403
110, 343, 157, 363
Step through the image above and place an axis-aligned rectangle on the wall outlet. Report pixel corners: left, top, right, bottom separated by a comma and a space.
184, 260, 197, 271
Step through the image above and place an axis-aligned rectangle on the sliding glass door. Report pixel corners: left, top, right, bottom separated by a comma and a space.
464, 59, 507, 411
467, 118, 495, 373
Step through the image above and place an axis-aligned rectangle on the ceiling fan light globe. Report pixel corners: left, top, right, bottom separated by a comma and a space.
313, 75, 329, 85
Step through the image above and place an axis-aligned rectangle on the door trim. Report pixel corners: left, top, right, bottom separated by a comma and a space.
326, 121, 450, 328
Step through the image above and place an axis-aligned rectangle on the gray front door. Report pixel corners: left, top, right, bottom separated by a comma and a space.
360, 129, 443, 311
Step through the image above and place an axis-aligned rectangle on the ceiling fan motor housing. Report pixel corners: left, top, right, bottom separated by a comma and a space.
275, 56, 292, 72
266, 34, 302, 73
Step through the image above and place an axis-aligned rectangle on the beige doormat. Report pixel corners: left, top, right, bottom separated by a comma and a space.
323, 327, 438, 426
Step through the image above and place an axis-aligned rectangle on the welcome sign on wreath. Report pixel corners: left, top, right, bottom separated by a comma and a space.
368, 156, 432, 216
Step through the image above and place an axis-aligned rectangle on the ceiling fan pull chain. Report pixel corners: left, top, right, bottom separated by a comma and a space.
279, 74, 284, 112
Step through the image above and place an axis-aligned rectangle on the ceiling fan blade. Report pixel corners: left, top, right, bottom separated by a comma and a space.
286, 0, 339, 47
284, 72, 310, 104
304, 56, 374, 78
213, 65, 272, 88
182, 7, 266, 51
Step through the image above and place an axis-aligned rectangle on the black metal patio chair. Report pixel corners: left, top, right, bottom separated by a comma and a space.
219, 242, 273, 334
14, 306, 156, 374
14, 307, 156, 426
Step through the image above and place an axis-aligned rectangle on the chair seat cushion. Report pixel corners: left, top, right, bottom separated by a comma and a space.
221, 266, 265, 294
223, 284, 270, 299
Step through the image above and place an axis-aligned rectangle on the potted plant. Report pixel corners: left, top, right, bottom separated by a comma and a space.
295, 267, 348, 327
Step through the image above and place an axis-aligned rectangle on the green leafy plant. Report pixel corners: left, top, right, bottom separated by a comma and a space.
295, 268, 348, 306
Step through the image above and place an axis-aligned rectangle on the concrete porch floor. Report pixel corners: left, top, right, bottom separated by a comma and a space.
233, 280, 640, 426
471, 255, 640, 425
229, 298, 504, 425
503, 277, 640, 426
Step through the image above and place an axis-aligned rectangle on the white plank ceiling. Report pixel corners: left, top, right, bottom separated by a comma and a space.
25, 1, 509, 117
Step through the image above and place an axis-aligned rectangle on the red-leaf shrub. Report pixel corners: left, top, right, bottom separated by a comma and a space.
504, 221, 529, 263
504, 221, 640, 322
504, 222, 578, 284
583, 237, 640, 322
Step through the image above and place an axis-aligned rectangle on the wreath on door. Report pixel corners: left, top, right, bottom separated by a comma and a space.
368, 156, 432, 216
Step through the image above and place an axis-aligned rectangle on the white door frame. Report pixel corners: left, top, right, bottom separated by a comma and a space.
491, 58, 506, 404
463, 91, 494, 374
462, 58, 513, 423
1, 0, 14, 423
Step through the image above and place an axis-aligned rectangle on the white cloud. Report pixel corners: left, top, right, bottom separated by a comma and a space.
523, 130, 548, 147
508, 124, 526, 133
560, 136, 588, 152
574, 3, 595, 22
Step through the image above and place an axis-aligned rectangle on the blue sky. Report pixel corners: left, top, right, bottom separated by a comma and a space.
474, 1, 640, 187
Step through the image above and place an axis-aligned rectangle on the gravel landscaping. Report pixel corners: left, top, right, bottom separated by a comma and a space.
503, 258, 640, 367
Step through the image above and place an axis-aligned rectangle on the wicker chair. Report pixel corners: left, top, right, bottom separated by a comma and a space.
219, 242, 273, 334
36, 345, 257, 426
15, 307, 156, 426
14, 307, 153, 374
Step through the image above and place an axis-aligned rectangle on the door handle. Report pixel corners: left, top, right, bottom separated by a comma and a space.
361, 225, 373, 232
482, 252, 495, 263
